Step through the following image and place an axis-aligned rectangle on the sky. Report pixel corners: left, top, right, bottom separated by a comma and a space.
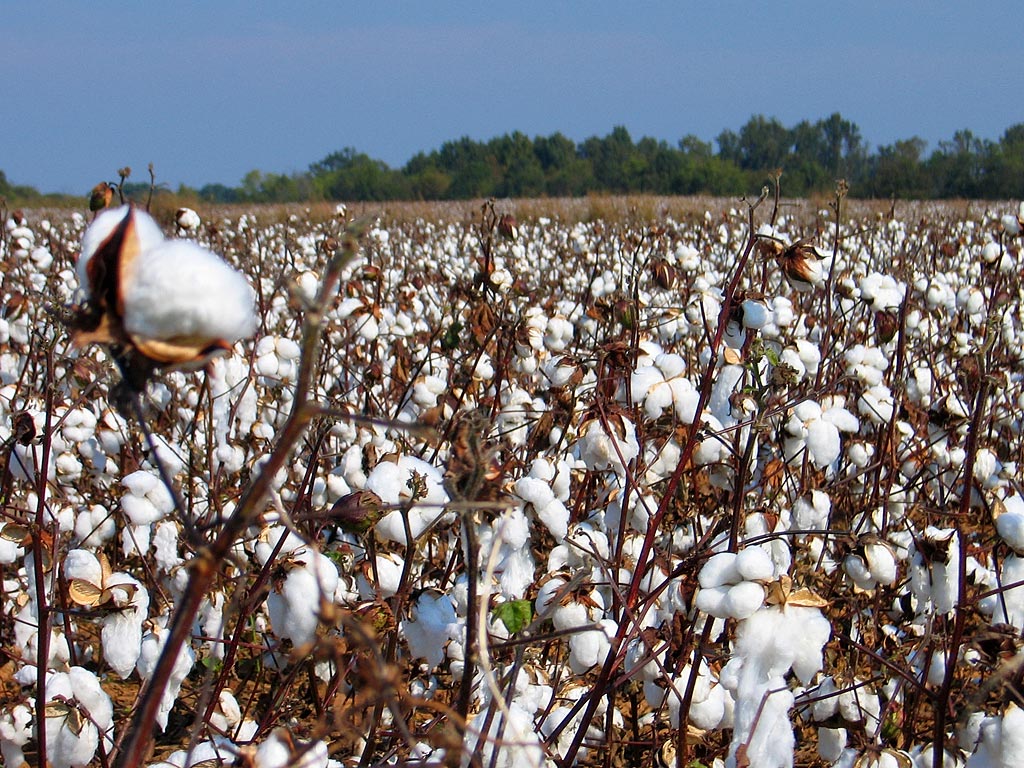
3, 1, 1021, 195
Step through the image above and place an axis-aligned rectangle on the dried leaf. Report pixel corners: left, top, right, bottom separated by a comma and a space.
67, 578, 107, 607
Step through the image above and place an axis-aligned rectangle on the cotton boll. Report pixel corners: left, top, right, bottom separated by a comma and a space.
865, 542, 897, 585
837, 682, 880, 728
996, 510, 1024, 553
401, 592, 458, 668
0, 704, 32, 768
568, 619, 615, 673
724, 582, 765, 619
844, 553, 876, 591
78, 205, 164, 298
735, 546, 775, 582
469, 702, 545, 768
268, 554, 339, 647
576, 416, 639, 474
699, 552, 740, 588
44, 667, 114, 768
792, 490, 831, 532
101, 574, 149, 678
136, 622, 196, 730
121, 238, 257, 344
695, 585, 731, 618
63, 548, 104, 585
818, 727, 847, 763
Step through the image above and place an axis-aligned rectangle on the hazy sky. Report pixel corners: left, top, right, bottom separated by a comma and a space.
4, 2, 1020, 194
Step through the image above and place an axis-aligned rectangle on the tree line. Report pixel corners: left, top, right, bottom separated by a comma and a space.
4, 114, 1024, 206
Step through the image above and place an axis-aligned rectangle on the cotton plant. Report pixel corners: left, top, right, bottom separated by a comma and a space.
63, 548, 149, 678
842, 536, 899, 591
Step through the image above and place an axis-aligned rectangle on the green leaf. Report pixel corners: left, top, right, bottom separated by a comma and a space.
441, 321, 463, 351
493, 599, 532, 634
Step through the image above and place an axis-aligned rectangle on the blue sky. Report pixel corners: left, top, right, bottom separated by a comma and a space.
3, 2, 1020, 194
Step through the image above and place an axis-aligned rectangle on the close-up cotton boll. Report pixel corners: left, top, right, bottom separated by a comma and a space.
72, 205, 257, 369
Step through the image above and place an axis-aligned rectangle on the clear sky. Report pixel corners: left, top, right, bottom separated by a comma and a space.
3, 1, 1020, 194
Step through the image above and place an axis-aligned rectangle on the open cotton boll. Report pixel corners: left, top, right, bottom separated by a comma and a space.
251, 729, 330, 768
268, 552, 339, 647
121, 238, 257, 343
44, 667, 114, 768
468, 702, 545, 768
136, 622, 196, 730
367, 456, 452, 544
699, 552, 741, 589
401, 592, 459, 668
735, 547, 775, 581
63, 547, 104, 584
996, 507, 1024, 552
77, 205, 164, 299
101, 574, 149, 678
0, 704, 32, 768
724, 582, 766, 619
576, 416, 639, 474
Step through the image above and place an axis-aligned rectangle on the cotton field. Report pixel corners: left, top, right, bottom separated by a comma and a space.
1, 193, 1024, 768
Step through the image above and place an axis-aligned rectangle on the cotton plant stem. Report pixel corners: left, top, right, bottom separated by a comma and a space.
112, 222, 367, 768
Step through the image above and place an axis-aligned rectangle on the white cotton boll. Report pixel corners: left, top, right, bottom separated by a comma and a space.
577, 416, 639, 474
401, 593, 458, 668
552, 600, 594, 633
0, 703, 32, 768
689, 682, 727, 730
78, 205, 164, 297
996, 510, 1024, 552
102, 574, 148, 678
120, 493, 162, 526
865, 543, 897, 585
121, 238, 257, 345
724, 582, 765, 619
818, 727, 847, 763
837, 683, 880, 727
269, 555, 338, 647
470, 702, 545, 768
735, 547, 775, 582
844, 554, 876, 591
368, 456, 452, 544
175, 207, 201, 232
136, 623, 196, 730
788, 606, 832, 684
999, 702, 1024, 764
63, 548, 104, 584
741, 298, 769, 329
122, 522, 152, 557
695, 585, 731, 618
700, 552, 741, 588
45, 667, 114, 768
792, 490, 831, 532
73, 504, 115, 547
568, 620, 614, 673
1001, 214, 1021, 236
358, 553, 405, 598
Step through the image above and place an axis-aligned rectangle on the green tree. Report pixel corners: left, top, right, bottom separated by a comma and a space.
865, 137, 929, 198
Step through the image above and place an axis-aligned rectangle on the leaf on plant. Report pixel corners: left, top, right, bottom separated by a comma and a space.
493, 599, 532, 634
